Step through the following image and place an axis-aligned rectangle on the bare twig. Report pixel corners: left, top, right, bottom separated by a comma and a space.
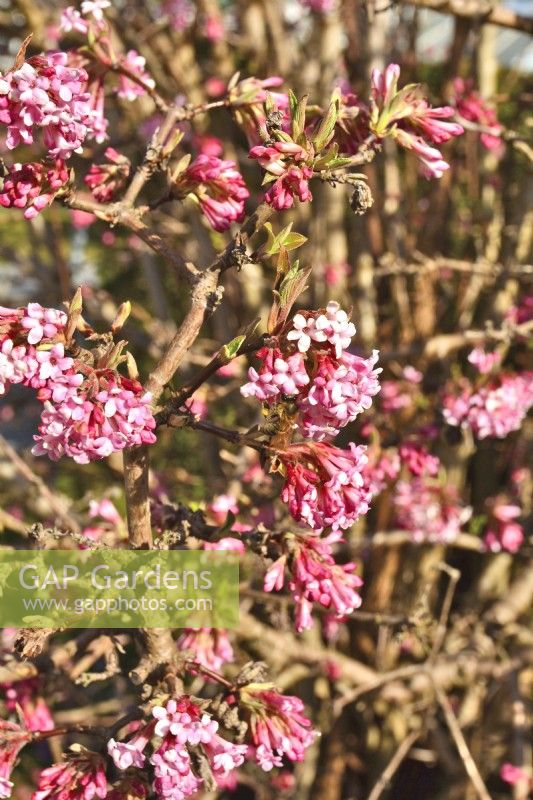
367, 729, 421, 800
397, 0, 533, 34
0, 434, 80, 533
434, 684, 493, 800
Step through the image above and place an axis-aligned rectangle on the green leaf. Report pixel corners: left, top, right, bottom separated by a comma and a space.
264, 222, 293, 255
222, 335, 246, 361
291, 94, 308, 141
283, 232, 308, 251
312, 96, 340, 152
288, 89, 299, 118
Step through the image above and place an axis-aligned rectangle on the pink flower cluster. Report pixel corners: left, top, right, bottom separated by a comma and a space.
177, 628, 234, 670
484, 503, 524, 553
363, 448, 401, 496
442, 373, 533, 439
369, 64, 464, 178
241, 302, 381, 441
298, 350, 380, 440
1, 679, 53, 733
229, 76, 288, 144
242, 686, 316, 771
116, 51, 155, 101
0, 302, 156, 464
179, 155, 249, 231
393, 478, 471, 543
147, 698, 246, 798
241, 347, 310, 402
453, 78, 504, 154
249, 142, 312, 210
32, 752, 107, 800
265, 530, 363, 631
467, 346, 501, 374
280, 442, 372, 532
84, 147, 130, 202
0, 52, 102, 159
0, 160, 69, 219
161, 0, 196, 32
33, 371, 157, 464
398, 441, 439, 478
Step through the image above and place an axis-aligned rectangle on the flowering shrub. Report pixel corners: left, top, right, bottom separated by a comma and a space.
0, 3, 531, 800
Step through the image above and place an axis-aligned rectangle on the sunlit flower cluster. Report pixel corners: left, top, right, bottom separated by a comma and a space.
265, 530, 363, 631
0, 302, 156, 464
443, 373, 533, 439
178, 155, 249, 231
242, 302, 381, 441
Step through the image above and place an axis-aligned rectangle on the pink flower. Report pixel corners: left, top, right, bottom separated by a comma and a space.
0, 52, 103, 159
363, 449, 401, 496
115, 51, 155, 101
80, 0, 110, 21
249, 142, 312, 209
453, 78, 504, 154
297, 350, 381, 440
371, 63, 401, 108
286, 302, 356, 357
203, 537, 245, 553
323, 261, 350, 287
241, 347, 309, 401
0, 160, 69, 219
398, 442, 440, 477
179, 155, 249, 231
364, 64, 463, 178
32, 372, 157, 464
1, 303, 159, 464
32, 752, 107, 800
203, 14, 224, 41
107, 777, 148, 800
2, 679, 54, 732
265, 165, 313, 210
161, 0, 195, 31
240, 685, 316, 768
70, 209, 95, 228
0, 304, 70, 396
195, 135, 223, 157
20, 303, 67, 345
150, 697, 247, 797
484, 503, 523, 553
177, 628, 234, 670
88, 497, 121, 524
207, 494, 239, 524
467, 346, 501, 374
265, 531, 363, 631
84, 147, 130, 202
394, 478, 471, 543
379, 380, 412, 412
279, 441, 372, 532
443, 373, 533, 439
60, 8, 89, 34
108, 723, 154, 770
500, 763, 531, 786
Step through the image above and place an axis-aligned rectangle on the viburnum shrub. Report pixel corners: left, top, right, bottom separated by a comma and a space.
0, 2, 532, 799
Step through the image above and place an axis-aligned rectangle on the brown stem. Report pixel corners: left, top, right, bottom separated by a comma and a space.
398, 0, 533, 34
156, 335, 268, 425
